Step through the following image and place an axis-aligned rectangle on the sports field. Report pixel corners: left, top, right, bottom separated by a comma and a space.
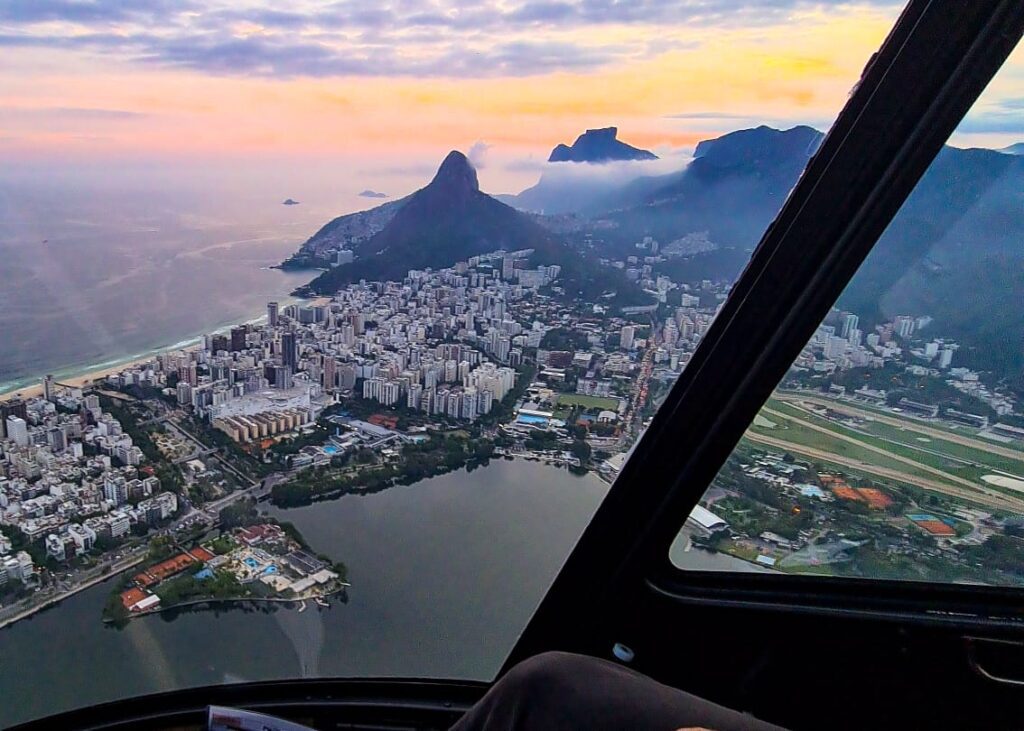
740, 395, 1024, 512
555, 393, 621, 410
769, 398, 1024, 478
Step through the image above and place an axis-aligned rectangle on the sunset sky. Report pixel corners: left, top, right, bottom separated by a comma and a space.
2, 1, 1022, 194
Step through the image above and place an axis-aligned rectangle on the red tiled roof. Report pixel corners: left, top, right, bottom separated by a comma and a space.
856, 488, 893, 509
120, 588, 147, 609
832, 486, 863, 502
368, 414, 398, 428
190, 547, 215, 562
238, 524, 284, 544
914, 520, 956, 536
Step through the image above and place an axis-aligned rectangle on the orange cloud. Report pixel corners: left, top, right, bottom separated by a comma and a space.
2, 6, 1004, 166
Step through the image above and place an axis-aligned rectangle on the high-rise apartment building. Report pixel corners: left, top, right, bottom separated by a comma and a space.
282, 332, 298, 371
620, 326, 635, 350
230, 326, 248, 352
6, 416, 29, 447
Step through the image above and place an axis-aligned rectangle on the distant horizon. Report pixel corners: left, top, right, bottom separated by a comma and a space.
3, 117, 1021, 214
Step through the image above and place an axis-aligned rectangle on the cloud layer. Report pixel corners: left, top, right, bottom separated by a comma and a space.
0, 0, 900, 79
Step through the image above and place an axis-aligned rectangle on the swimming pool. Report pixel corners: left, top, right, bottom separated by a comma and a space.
243, 557, 260, 569
323, 445, 339, 455
516, 414, 550, 425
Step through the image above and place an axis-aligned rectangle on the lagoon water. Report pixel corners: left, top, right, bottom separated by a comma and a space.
0, 460, 609, 727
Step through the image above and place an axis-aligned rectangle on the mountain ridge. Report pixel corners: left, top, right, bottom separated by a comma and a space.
549, 127, 657, 163
283, 126, 1024, 375
586, 126, 1024, 376
296, 151, 648, 304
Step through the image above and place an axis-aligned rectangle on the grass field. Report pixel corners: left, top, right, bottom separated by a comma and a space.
555, 393, 621, 410
747, 414, 961, 488
747, 402, 1024, 511
858, 420, 1024, 472
776, 392, 1024, 457
768, 399, 1024, 478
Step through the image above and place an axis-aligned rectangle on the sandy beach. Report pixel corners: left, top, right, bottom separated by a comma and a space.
0, 296, 329, 404
0, 345, 203, 404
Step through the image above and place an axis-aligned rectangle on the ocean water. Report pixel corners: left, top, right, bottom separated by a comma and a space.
0, 168, 374, 394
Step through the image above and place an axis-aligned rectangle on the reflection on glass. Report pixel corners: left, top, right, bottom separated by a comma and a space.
674, 56, 1024, 585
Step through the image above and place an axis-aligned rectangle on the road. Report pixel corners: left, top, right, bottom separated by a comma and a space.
0, 469, 275, 631
620, 338, 658, 448
201, 472, 283, 515
154, 402, 286, 525
0, 548, 148, 630
0, 395, 291, 631
162, 417, 258, 487
172, 446, 217, 465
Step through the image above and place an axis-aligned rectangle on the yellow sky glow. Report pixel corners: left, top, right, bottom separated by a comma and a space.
1, 6, 1019, 169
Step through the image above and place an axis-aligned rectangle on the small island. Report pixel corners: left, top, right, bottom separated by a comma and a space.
358, 189, 388, 199
103, 500, 347, 626
282, 198, 300, 206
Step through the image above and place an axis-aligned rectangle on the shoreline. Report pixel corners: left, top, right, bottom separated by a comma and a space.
0, 553, 146, 632
270, 452, 596, 509
107, 583, 352, 624
0, 294, 323, 403
0, 346, 205, 404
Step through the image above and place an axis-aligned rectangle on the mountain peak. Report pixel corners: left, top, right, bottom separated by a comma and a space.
693, 125, 824, 169
300, 148, 588, 294
549, 127, 658, 163
585, 126, 618, 140
430, 150, 479, 193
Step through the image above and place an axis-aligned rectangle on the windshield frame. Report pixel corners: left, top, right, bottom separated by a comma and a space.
504, 0, 1024, 673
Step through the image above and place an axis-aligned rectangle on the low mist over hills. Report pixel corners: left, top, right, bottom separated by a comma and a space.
285, 124, 1024, 376
496, 126, 665, 214
548, 127, 658, 163
597, 125, 824, 257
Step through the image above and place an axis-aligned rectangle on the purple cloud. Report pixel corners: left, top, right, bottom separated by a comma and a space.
0, 0, 903, 79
